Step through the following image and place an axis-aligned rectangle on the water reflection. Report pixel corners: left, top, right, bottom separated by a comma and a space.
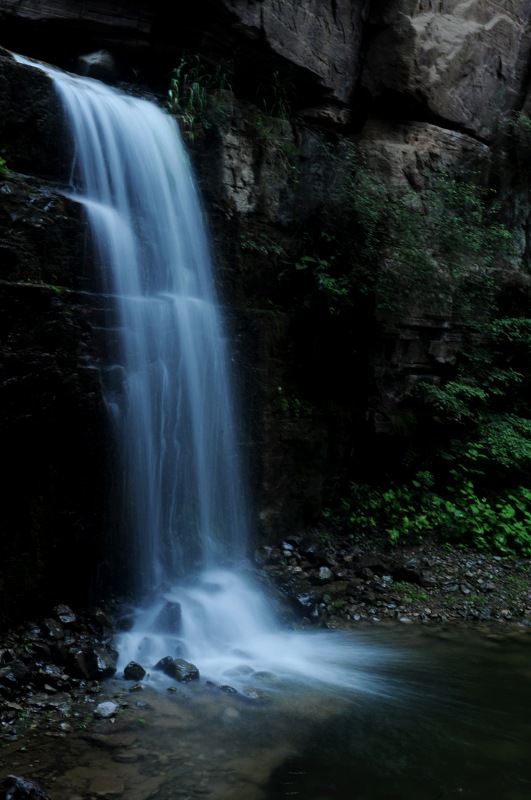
2, 627, 530, 800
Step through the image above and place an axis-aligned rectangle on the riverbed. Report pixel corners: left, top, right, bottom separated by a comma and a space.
2, 625, 530, 800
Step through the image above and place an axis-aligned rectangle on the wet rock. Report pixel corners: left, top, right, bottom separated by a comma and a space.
70, 645, 117, 680
93, 701, 118, 719
0, 775, 51, 800
76, 49, 120, 83
36, 664, 69, 690
224, 665, 254, 677
308, 566, 334, 585
53, 604, 77, 626
154, 656, 200, 682
123, 661, 146, 681
358, 567, 374, 580
42, 618, 65, 640
0, 660, 30, 692
86, 608, 114, 632
41, 693, 72, 716
241, 686, 268, 703
27, 641, 51, 661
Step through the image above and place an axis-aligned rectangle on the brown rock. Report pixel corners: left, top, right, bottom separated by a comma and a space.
221, 0, 364, 107
362, 0, 531, 140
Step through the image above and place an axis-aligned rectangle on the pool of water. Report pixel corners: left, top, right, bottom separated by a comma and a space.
1, 626, 530, 800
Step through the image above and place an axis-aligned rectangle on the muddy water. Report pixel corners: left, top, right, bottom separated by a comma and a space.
1, 627, 530, 800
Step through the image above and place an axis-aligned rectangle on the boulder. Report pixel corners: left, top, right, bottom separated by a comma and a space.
69, 645, 117, 680
362, 0, 531, 140
220, 0, 364, 108
93, 701, 118, 719
123, 661, 146, 681
154, 656, 200, 682
0, 776, 50, 800
76, 49, 120, 82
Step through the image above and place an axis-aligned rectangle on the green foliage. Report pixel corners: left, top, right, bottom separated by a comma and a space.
287, 137, 526, 551
276, 386, 315, 418
388, 580, 428, 603
344, 472, 531, 555
167, 53, 233, 140
0, 155, 7, 174
255, 69, 294, 120
295, 253, 351, 314
240, 231, 285, 258
297, 141, 513, 319
410, 315, 531, 482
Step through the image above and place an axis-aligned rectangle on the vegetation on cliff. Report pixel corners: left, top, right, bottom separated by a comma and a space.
294, 140, 531, 556
164, 52, 531, 558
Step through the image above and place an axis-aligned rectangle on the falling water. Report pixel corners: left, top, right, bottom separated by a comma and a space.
17, 54, 402, 695
19, 60, 249, 596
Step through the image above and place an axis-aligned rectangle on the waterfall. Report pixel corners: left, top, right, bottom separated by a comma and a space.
24, 62, 249, 598
16, 54, 400, 695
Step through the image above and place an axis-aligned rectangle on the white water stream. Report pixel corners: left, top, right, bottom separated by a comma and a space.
16, 54, 400, 696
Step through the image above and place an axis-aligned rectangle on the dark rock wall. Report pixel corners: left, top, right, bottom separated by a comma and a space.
1, 0, 531, 622
0, 53, 109, 625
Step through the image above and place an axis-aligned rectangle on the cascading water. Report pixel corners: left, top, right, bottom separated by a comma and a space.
17, 54, 401, 695
46, 69, 249, 596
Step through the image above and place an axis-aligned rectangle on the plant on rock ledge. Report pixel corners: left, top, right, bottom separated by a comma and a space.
167, 53, 233, 141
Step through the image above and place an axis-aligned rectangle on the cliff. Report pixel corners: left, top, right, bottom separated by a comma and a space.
1, 0, 531, 621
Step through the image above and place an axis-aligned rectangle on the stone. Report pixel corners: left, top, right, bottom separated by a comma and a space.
362, 0, 531, 140
220, 0, 363, 107
54, 604, 77, 626
0, 775, 51, 800
70, 645, 117, 680
76, 50, 120, 83
87, 608, 114, 632
154, 656, 200, 682
123, 661, 146, 681
43, 619, 65, 640
93, 701, 118, 719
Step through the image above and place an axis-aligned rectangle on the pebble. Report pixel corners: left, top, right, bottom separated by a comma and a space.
94, 702, 118, 719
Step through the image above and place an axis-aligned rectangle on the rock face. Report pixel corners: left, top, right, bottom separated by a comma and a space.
1, 0, 531, 620
0, 1, 363, 115
220, 0, 363, 109
363, 0, 531, 140
0, 51, 109, 626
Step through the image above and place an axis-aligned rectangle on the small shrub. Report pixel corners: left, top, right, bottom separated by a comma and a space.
167, 53, 233, 140
343, 474, 531, 556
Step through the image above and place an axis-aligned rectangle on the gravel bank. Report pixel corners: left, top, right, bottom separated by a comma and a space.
256, 530, 531, 630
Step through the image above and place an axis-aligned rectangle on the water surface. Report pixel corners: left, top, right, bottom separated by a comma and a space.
3, 627, 530, 800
